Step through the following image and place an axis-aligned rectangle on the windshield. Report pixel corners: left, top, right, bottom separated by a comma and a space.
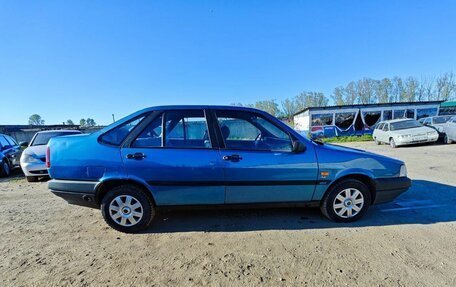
31, 131, 81, 146
433, 116, 449, 124
390, 120, 422, 131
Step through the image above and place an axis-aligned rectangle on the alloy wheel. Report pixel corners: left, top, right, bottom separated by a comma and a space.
332, 188, 364, 218
109, 195, 144, 227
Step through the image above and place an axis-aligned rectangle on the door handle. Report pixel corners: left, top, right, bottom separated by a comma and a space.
126, 153, 147, 160
222, 154, 242, 162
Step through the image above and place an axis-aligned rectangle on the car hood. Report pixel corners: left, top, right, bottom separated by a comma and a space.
315, 142, 403, 165
23, 145, 47, 157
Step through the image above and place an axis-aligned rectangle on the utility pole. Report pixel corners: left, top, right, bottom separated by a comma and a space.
112, 114, 116, 123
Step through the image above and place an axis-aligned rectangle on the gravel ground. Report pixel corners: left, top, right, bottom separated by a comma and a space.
1, 142, 456, 286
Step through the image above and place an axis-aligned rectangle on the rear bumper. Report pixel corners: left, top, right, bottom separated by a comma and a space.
374, 177, 411, 204
48, 179, 99, 208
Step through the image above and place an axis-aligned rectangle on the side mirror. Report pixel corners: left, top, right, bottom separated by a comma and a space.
292, 140, 306, 153
19, 141, 29, 148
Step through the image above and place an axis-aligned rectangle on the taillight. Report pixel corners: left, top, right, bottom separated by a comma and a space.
46, 146, 51, 168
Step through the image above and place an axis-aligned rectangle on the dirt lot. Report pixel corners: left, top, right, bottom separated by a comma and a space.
1, 142, 456, 287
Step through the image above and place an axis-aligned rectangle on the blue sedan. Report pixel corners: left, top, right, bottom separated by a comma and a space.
47, 106, 411, 233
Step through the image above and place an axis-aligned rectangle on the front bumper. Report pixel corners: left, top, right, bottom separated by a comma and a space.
48, 179, 99, 208
20, 161, 48, 176
374, 177, 411, 204
395, 135, 438, 146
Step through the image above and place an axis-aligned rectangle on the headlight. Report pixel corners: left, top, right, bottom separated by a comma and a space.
21, 153, 41, 163
427, 131, 436, 135
399, 164, 407, 177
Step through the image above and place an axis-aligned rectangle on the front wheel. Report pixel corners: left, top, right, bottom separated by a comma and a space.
101, 185, 155, 233
444, 134, 453, 144
320, 179, 371, 222
374, 137, 380, 145
1, 160, 11, 177
389, 138, 397, 148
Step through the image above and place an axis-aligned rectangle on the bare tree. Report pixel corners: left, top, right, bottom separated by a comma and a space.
356, 78, 377, 104
404, 77, 419, 102
281, 98, 299, 121
435, 72, 456, 101
331, 87, 346, 105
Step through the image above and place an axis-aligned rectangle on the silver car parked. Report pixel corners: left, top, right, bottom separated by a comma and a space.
443, 116, 456, 144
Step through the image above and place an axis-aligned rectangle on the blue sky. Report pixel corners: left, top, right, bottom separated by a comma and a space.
1, 1, 455, 125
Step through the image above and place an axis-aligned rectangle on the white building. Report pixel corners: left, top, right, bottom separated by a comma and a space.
293, 101, 443, 137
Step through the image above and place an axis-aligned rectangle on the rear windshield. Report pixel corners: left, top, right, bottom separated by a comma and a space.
433, 116, 449, 124
31, 131, 81, 146
390, 120, 422, 131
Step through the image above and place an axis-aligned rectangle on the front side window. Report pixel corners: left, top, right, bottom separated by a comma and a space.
382, 124, 389, 131
433, 116, 449, 124
376, 123, 384, 130
164, 110, 211, 148
216, 111, 292, 152
0, 136, 10, 149
100, 115, 146, 146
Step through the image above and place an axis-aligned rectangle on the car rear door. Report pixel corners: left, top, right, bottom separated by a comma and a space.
212, 109, 318, 204
120, 109, 225, 206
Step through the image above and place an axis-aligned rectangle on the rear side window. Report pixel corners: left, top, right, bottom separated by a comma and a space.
0, 136, 9, 148
5, 135, 18, 146
100, 115, 146, 146
164, 110, 211, 149
382, 124, 389, 131
132, 114, 163, 148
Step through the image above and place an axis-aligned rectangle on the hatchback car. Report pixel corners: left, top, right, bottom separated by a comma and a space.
0, 133, 23, 177
372, 119, 439, 148
48, 106, 411, 233
20, 130, 82, 182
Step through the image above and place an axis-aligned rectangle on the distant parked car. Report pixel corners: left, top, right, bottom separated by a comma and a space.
419, 115, 453, 140
47, 105, 410, 233
373, 119, 439, 148
443, 116, 456, 144
0, 134, 24, 177
20, 130, 82, 182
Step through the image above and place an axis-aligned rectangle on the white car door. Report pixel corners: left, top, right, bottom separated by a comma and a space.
374, 123, 384, 142
381, 123, 390, 143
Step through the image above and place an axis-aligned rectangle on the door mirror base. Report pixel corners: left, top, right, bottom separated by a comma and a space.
292, 141, 306, 153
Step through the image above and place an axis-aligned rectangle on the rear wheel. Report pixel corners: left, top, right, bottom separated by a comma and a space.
389, 138, 397, 148
321, 179, 371, 222
1, 160, 11, 177
101, 185, 155, 233
26, 176, 39, 182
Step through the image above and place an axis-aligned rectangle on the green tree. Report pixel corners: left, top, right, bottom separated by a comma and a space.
28, 114, 45, 125
79, 119, 86, 127
85, 118, 97, 127
254, 100, 280, 116
66, 119, 74, 125
281, 98, 299, 122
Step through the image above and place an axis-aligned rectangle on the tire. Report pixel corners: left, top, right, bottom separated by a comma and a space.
374, 137, 380, 145
320, 179, 372, 222
389, 138, 397, 148
1, 160, 11, 177
101, 185, 155, 233
444, 134, 453, 144
26, 176, 39, 182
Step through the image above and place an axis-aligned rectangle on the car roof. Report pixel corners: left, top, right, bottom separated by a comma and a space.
139, 105, 263, 113
35, 130, 82, 134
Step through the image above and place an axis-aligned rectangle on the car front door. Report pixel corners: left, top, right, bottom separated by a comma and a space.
213, 109, 318, 204
381, 123, 390, 142
120, 110, 225, 206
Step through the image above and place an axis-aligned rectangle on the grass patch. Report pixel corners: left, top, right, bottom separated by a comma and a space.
320, 134, 373, 143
